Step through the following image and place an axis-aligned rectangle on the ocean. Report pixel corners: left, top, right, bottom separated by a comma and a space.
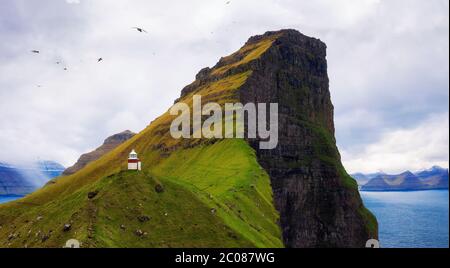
360, 190, 449, 248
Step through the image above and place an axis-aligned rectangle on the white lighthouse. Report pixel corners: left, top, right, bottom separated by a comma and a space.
128, 149, 141, 171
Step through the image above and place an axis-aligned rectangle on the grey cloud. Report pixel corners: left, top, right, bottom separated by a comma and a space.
0, 0, 448, 174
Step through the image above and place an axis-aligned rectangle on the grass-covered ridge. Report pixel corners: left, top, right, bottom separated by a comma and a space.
0, 36, 283, 248
0, 140, 282, 248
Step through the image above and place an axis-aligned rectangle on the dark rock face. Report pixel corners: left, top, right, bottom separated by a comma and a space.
237, 30, 377, 247
87, 190, 99, 199
63, 130, 135, 175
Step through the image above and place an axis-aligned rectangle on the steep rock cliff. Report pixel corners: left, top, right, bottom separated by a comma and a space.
185, 29, 378, 247
241, 30, 377, 247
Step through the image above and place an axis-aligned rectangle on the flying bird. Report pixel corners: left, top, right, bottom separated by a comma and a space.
132, 27, 147, 33
97, 57, 103, 62
31, 50, 40, 54
226, 1, 231, 4
63, 67, 68, 71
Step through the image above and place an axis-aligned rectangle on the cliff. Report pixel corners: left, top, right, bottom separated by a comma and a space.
239, 30, 376, 247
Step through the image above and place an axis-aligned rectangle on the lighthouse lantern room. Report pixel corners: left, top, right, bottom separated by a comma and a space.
128, 149, 142, 171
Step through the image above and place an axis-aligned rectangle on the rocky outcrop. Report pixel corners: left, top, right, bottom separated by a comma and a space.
186, 29, 377, 247
236, 30, 377, 247
63, 130, 135, 175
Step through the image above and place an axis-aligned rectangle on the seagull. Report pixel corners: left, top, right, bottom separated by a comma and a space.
97, 57, 103, 62
132, 27, 147, 33
31, 50, 40, 54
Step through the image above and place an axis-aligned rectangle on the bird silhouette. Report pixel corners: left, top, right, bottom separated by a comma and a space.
31, 50, 40, 54
63, 67, 68, 71
132, 27, 147, 33
98, 58, 103, 62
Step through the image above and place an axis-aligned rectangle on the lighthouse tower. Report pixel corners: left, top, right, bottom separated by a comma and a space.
128, 149, 141, 171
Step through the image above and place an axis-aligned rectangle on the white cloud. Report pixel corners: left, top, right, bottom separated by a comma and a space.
342, 113, 449, 174
0, 0, 448, 173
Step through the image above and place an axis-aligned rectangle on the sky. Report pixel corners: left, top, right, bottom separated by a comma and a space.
0, 0, 448, 174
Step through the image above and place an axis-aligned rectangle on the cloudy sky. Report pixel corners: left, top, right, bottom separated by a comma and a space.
0, 0, 448, 174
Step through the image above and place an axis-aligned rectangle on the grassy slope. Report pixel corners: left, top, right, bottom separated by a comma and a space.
0, 140, 282, 248
0, 37, 283, 248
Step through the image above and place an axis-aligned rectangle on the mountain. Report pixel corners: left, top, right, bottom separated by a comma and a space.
360, 167, 449, 191
62, 130, 136, 175
351, 172, 387, 186
0, 29, 376, 248
0, 161, 65, 195
351, 173, 370, 186
416, 166, 449, 189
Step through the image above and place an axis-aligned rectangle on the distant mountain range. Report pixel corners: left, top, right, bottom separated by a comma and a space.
352, 166, 449, 191
0, 161, 65, 195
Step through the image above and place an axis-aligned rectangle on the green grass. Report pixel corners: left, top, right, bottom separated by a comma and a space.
0, 169, 260, 248
0, 139, 282, 248
212, 35, 280, 75
151, 139, 283, 247
0, 51, 282, 248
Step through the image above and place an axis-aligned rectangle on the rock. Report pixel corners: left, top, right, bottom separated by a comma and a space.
88, 190, 99, 199
154, 184, 164, 193
63, 130, 135, 175
7, 233, 16, 241
195, 67, 211, 80
120, 224, 126, 230
135, 229, 144, 237
236, 29, 377, 247
63, 224, 72, 232
137, 215, 151, 222
41, 233, 50, 242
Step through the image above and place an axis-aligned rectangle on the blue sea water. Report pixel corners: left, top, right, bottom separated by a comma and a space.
0, 195, 24, 204
360, 190, 449, 248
